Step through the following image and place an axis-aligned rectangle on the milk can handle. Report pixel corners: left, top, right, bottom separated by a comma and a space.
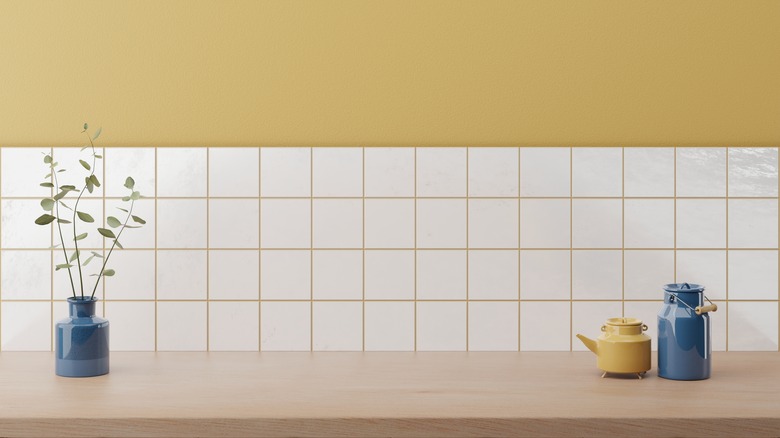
668, 292, 718, 314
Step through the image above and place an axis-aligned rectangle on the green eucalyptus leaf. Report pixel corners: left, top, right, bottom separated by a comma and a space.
44, 173, 51, 179
124, 177, 135, 190
76, 211, 95, 223
90, 251, 104, 258
57, 169, 66, 173
123, 225, 140, 229
83, 122, 88, 130
40, 182, 54, 188
83, 255, 95, 266
79, 160, 90, 171
74, 232, 88, 241
95, 154, 103, 159
50, 162, 58, 168
121, 196, 131, 202
51, 243, 62, 249
85, 177, 94, 193
92, 127, 102, 141
103, 269, 115, 276
59, 201, 73, 211
114, 239, 123, 249
131, 215, 146, 224
89, 174, 101, 187
81, 146, 89, 152
53, 190, 67, 201
116, 207, 129, 213
60, 185, 77, 192
55, 263, 73, 271
97, 228, 116, 239
69, 250, 79, 262
57, 219, 72, 224
40, 198, 55, 211
130, 191, 141, 200
43, 155, 52, 164
106, 216, 122, 228
34, 214, 56, 225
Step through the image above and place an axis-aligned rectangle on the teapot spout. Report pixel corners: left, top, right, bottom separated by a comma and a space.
576, 334, 598, 355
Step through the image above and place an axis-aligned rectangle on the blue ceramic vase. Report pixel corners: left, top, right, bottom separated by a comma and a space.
55, 297, 109, 377
658, 283, 714, 381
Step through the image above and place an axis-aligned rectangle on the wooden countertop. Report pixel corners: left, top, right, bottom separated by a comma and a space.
0, 352, 778, 437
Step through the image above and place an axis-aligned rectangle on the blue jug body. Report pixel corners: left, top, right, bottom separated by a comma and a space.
657, 283, 711, 380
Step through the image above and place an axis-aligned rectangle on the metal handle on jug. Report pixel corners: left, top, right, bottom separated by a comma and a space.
695, 295, 718, 315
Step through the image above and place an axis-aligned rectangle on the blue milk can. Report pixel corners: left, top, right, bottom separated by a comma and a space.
658, 283, 718, 380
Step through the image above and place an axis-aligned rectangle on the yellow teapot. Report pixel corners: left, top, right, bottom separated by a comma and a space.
577, 317, 651, 379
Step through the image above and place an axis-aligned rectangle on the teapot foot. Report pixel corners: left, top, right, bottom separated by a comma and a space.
601, 371, 607, 378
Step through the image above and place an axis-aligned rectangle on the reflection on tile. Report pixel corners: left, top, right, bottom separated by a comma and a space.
676, 148, 726, 197
729, 148, 778, 197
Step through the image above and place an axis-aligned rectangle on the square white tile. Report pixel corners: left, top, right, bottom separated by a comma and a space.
312, 199, 362, 248
572, 148, 622, 197
572, 199, 622, 248
260, 148, 311, 197
468, 148, 518, 197
260, 199, 310, 248
416, 199, 467, 248
728, 148, 778, 197
51, 147, 105, 198
676, 250, 727, 300
260, 250, 311, 300
676, 148, 726, 197
209, 250, 259, 300
572, 250, 622, 300
104, 301, 155, 351
364, 302, 415, 351
313, 250, 362, 300
105, 199, 156, 248
416, 250, 466, 300
728, 302, 778, 351
156, 148, 207, 197
520, 250, 570, 300
2, 200, 52, 248
105, 147, 156, 197
468, 302, 518, 351
208, 147, 259, 197
260, 301, 311, 351
468, 250, 518, 300
312, 148, 363, 197
520, 301, 570, 351
312, 301, 363, 351
728, 250, 778, 300
364, 148, 415, 197
571, 301, 623, 351
1, 148, 54, 197
103, 250, 156, 300
468, 199, 518, 248
416, 302, 466, 351
624, 250, 674, 300
519, 199, 570, 248
624, 199, 674, 248
416, 148, 466, 197
157, 301, 207, 351
209, 199, 259, 248
676, 200, 726, 248
157, 250, 207, 300
364, 250, 414, 300
728, 200, 778, 248
365, 199, 414, 248
623, 301, 661, 351
1, 250, 51, 300
209, 301, 259, 351
157, 199, 207, 248
1, 302, 51, 351
624, 148, 674, 197
519, 147, 570, 197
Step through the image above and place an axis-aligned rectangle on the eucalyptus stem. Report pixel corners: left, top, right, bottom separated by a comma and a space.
91, 199, 134, 300
72, 131, 98, 299
51, 162, 77, 299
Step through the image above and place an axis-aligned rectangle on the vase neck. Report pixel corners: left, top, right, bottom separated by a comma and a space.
68, 299, 96, 318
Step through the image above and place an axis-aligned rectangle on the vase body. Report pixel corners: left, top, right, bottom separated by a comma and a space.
658, 283, 711, 380
55, 297, 109, 377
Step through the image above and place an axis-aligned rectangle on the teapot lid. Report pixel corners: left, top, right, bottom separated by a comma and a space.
664, 282, 705, 293
604, 317, 643, 326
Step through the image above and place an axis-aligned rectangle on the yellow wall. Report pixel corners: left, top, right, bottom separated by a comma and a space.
1, 0, 778, 147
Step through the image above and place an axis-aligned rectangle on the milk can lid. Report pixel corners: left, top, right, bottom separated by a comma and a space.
664, 282, 705, 293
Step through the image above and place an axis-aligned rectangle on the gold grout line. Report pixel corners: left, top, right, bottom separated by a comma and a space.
205, 147, 210, 351
5, 246, 780, 251
569, 146, 573, 351
249, 154, 267, 349
6, 145, 777, 149
674, 146, 678, 284
6, 195, 780, 200
154, 147, 158, 352
621, 147, 625, 318
310, 147, 314, 352
1, 298, 768, 303
0, 148, 3, 352
726, 148, 729, 351
465, 148, 469, 352
414, 147, 418, 352
102, 147, 106, 315
362, 147, 366, 351
517, 147, 521, 351
50, 146, 54, 352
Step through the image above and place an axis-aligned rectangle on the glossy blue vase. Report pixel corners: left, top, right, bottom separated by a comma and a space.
658, 283, 716, 381
55, 297, 109, 377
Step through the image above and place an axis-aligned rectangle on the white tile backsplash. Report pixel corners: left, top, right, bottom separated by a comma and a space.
1, 146, 777, 353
